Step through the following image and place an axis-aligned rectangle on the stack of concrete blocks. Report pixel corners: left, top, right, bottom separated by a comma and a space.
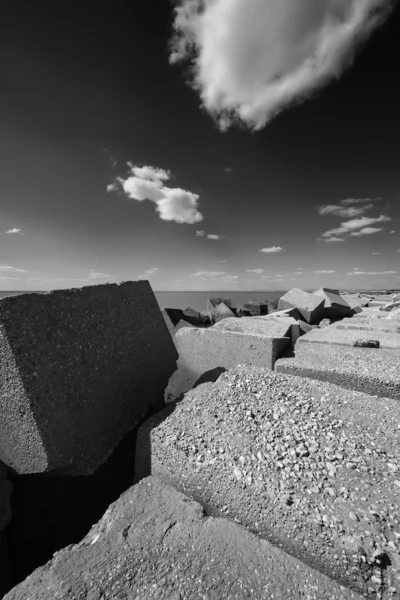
165, 316, 298, 402
0, 281, 178, 476
162, 307, 209, 337
312, 288, 352, 320
278, 288, 324, 324
206, 297, 237, 323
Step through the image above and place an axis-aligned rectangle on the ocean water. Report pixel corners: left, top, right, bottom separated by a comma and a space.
0, 290, 284, 312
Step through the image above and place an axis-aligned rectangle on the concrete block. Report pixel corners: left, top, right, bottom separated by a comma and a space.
368, 301, 389, 308
312, 288, 352, 319
210, 302, 237, 323
182, 307, 210, 324
380, 301, 400, 312
242, 300, 269, 316
165, 319, 292, 401
278, 288, 324, 324
4, 476, 362, 600
295, 323, 400, 350
258, 307, 302, 320
340, 294, 370, 309
276, 344, 400, 400
206, 297, 236, 320
333, 317, 400, 334
0, 281, 178, 475
136, 364, 400, 596
386, 308, 400, 320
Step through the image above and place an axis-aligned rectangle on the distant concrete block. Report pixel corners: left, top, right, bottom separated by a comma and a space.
295, 323, 400, 350
312, 288, 352, 319
210, 302, 237, 323
276, 343, 400, 401
278, 288, 324, 324
334, 317, 400, 334
242, 301, 269, 316
206, 297, 236, 321
165, 319, 292, 401
380, 301, 400, 312
340, 294, 370, 310
0, 281, 178, 475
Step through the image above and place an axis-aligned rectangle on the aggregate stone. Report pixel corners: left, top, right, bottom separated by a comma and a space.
4, 476, 363, 600
136, 365, 400, 599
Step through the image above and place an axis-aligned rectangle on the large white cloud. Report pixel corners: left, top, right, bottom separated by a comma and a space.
170, 0, 395, 130
108, 164, 203, 225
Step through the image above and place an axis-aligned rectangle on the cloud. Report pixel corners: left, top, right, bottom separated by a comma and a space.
321, 215, 391, 239
5, 228, 22, 234
314, 269, 336, 274
137, 267, 159, 279
108, 164, 203, 224
324, 236, 345, 243
219, 259, 227, 263
347, 270, 397, 276
318, 204, 372, 218
191, 270, 226, 277
225, 167, 233, 173
221, 275, 238, 281
196, 230, 205, 237
260, 246, 283, 254
88, 270, 112, 280
246, 269, 264, 274
371, 252, 380, 255
169, 0, 395, 131
340, 197, 381, 205
0, 276, 21, 280
293, 271, 303, 275
350, 227, 383, 236
390, 230, 395, 234
207, 234, 222, 240
0, 265, 27, 273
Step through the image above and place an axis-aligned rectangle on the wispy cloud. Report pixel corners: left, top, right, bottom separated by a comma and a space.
196, 230, 205, 237
207, 234, 222, 240
169, 0, 395, 131
0, 276, 21, 280
371, 252, 380, 255
320, 215, 391, 240
5, 228, 22, 234
293, 271, 303, 275
225, 167, 233, 173
108, 164, 203, 224
0, 265, 27, 273
260, 246, 283, 254
347, 270, 397, 276
88, 270, 112, 280
246, 269, 264, 274
390, 230, 395, 234
324, 236, 345, 243
137, 267, 159, 279
191, 270, 226, 277
219, 259, 227, 263
314, 270, 336, 274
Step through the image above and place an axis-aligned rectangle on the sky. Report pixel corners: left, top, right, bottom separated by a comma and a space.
0, 0, 400, 293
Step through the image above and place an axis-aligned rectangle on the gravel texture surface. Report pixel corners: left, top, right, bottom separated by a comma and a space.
137, 365, 400, 599
296, 325, 400, 349
275, 345, 400, 401
4, 476, 364, 600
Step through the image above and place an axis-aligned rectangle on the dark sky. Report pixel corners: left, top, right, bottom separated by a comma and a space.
0, 0, 399, 291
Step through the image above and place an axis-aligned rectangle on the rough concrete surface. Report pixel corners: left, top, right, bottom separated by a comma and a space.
137, 366, 400, 598
275, 344, 400, 400
4, 476, 363, 600
334, 317, 400, 333
341, 294, 370, 310
296, 323, 400, 350
0, 281, 178, 475
165, 321, 291, 402
278, 288, 324, 324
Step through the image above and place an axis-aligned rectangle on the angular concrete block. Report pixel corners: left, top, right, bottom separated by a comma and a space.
206, 297, 236, 321
210, 302, 237, 323
0, 281, 178, 475
4, 476, 362, 600
165, 319, 292, 401
295, 323, 400, 350
137, 365, 400, 597
334, 316, 400, 334
278, 288, 324, 324
242, 300, 269, 316
312, 288, 352, 319
276, 344, 400, 400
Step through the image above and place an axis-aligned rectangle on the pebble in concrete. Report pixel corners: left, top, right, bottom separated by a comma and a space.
4, 476, 363, 600
138, 365, 400, 598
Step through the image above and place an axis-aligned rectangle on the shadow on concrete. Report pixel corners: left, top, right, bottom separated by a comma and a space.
4, 393, 171, 594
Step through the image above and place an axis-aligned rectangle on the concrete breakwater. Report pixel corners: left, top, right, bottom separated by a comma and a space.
1, 283, 400, 598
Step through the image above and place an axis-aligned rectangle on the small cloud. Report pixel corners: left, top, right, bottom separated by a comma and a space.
317, 204, 371, 218
191, 270, 226, 277
88, 270, 112, 280
0, 265, 27, 273
324, 237, 345, 243
341, 197, 381, 205
350, 227, 383, 236
0, 276, 21, 280
5, 228, 22, 234
246, 269, 264, 274
371, 252, 380, 255
347, 270, 397, 276
390, 230, 395, 234
260, 246, 283, 254
293, 271, 303, 275
219, 259, 227, 263
225, 167, 233, 173
207, 234, 222, 240
196, 230, 205, 237
137, 267, 159, 279
221, 275, 238, 281
314, 270, 336, 274
108, 164, 203, 224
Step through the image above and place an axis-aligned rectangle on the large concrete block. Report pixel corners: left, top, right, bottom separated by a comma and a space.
312, 288, 352, 319
278, 288, 324, 324
136, 365, 400, 597
333, 316, 400, 334
0, 281, 178, 475
4, 476, 362, 600
165, 318, 293, 401
242, 300, 269, 316
295, 323, 400, 350
210, 302, 237, 323
276, 344, 400, 400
